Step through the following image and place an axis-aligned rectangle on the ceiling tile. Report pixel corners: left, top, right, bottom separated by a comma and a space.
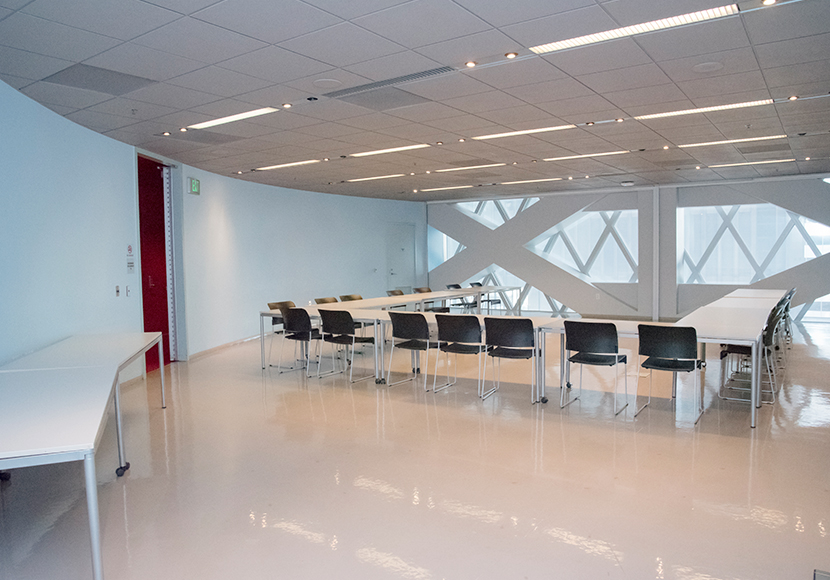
600, 0, 731, 26
403, 72, 492, 101
22, 0, 179, 40
465, 58, 567, 90
755, 32, 830, 70
675, 70, 768, 99
657, 47, 759, 83
743, 0, 830, 44
475, 105, 555, 127
65, 109, 139, 132
534, 94, 619, 117
219, 46, 334, 85
132, 16, 267, 63
20, 81, 112, 109
0, 45, 72, 80
452, 0, 593, 28
279, 22, 405, 67
139, 0, 222, 15
193, 0, 341, 44
605, 83, 688, 109
301, 0, 410, 20
167, 66, 273, 98
577, 63, 671, 93
337, 112, 412, 131
501, 5, 619, 48
0, 13, 121, 61
235, 85, 315, 109
503, 77, 595, 104
634, 17, 750, 62
285, 70, 375, 96
287, 98, 373, 122
88, 97, 177, 120
422, 113, 501, 132
122, 81, 221, 109
354, 0, 491, 50
762, 61, 830, 89
413, 29, 523, 67
0, 72, 31, 89
85, 42, 205, 82
441, 90, 529, 114
544, 38, 654, 76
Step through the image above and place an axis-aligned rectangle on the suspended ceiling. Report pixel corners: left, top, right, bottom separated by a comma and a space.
1, 0, 829, 201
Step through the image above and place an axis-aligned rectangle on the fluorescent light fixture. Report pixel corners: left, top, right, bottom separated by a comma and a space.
420, 185, 475, 192
256, 159, 320, 170
544, 150, 629, 162
529, 4, 739, 55
823, 177, 830, 184
708, 158, 795, 168
350, 144, 430, 157
472, 124, 576, 140
634, 99, 773, 120
679, 134, 787, 148
188, 107, 279, 129
501, 177, 563, 185
435, 163, 507, 173
346, 174, 406, 182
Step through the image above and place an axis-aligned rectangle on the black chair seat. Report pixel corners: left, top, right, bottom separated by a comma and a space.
324, 333, 373, 346
395, 338, 432, 351
641, 356, 696, 372
440, 342, 488, 356
720, 344, 750, 358
569, 352, 626, 366
286, 328, 321, 341
488, 345, 533, 360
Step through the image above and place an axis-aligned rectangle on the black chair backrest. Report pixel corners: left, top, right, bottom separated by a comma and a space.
315, 297, 337, 304
469, 282, 483, 287
285, 308, 313, 333
340, 294, 362, 301
564, 321, 619, 354
413, 287, 431, 293
320, 310, 354, 336
484, 317, 534, 348
446, 284, 462, 289
436, 314, 481, 343
267, 300, 295, 320
638, 325, 697, 360
389, 311, 429, 340
387, 289, 404, 296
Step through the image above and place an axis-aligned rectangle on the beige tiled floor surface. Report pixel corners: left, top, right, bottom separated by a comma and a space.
2, 323, 829, 579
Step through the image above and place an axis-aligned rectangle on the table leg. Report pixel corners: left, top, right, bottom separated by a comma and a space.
158, 339, 166, 409
260, 314, 266, 369
751, 338, 759, 428
538, 329, 546, 403
559, 334, 565, 391
113, 377, 130, 477
83, 452, 104, 580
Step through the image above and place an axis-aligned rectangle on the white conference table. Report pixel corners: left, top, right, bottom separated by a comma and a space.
0, 332, 164, 580
258, 286, 517, 369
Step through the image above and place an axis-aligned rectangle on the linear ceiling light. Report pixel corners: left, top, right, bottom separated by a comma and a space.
501, 177, 564, 185
188, 107, 279, 129
350, 144, 430, 157
708, 158, 795, 168
634, 99, 773, 120
420, 185, 475, 192
529, 4, 739, 55
472, 125, 576, 140
678, 134, 787, 148
346, 174, 406, 182
256, 159, 320, 170
435, 163, 507, 172
544, 150, 629, 162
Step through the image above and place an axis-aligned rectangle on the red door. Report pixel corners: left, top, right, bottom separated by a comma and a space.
138, 156, 171, 371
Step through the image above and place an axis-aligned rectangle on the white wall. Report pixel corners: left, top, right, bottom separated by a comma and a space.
0, 81, 143, 364
179, 170, 427, 356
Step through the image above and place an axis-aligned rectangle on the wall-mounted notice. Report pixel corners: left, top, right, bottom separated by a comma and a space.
127, 244, 135, 274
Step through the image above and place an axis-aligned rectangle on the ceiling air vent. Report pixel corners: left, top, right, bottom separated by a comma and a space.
323, 66, 455, 99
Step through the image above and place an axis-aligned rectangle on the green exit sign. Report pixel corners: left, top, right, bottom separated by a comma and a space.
188, 177, 200, 195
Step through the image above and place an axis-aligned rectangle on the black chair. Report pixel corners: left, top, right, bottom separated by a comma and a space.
318, 310, 374, 383
387, 289, 404, 296
434, 314, 488, 393
315, 297, 338, 304
446, 283, 474, 312
482, 317, 536, 402
563, 321, 628, 415
635, 325, 705, 424
266, 300, 295, 364
339, 294, 362, 301
387, 311, 439, 389
277, 308, 322, 377
470, 281, 501, 313
718, 307, 782, 405
413, 286, 450, 313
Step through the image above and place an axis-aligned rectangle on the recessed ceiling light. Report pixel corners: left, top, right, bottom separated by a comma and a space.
323, 158, 329, 161
410, 172, 415, 175
436, 141, 443, 145
663, 145, 670, 149
805, 157, 811, 160
501, 177, 563, 185
413, 189, 418, 193
762, 0, 775, 5
615, 118, 624, 123
505, 52, 518, 59
256, 159, 320, 170
421, 185, 475, 192
350, 144, 430, 157
585, 175, 589, 178
282, 103, 292, 108
458, 138, 466, 142
708, 158, 795, 168
678, 134, 787, 148
179, 127, 187, 132
568, 176, 573, 180
347, 174, 406, 182
435, 163, 507, 173
696, 166, 701, 169
635, 99, 773, 120
529, 4, 739, 54
544, 150, 629, 162
823, 177, 830, 184
187, 107, 278, 129
236, 171, 243, 174
425, 171, 431, 174
162, 131, 170, 136
585, 122, 595, 126
472, 124, 576, 140
465, 61, 476, 68
788, 95, 798, 101
621, 181, 634, 186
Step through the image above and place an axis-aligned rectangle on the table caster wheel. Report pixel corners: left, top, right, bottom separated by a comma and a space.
115, 462, 130, 477
540, 397, 548, 404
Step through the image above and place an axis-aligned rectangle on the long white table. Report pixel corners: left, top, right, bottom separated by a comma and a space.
0, 332, 165, 580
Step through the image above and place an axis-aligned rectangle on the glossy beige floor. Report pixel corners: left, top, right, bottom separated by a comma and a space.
2, 323, 829, 580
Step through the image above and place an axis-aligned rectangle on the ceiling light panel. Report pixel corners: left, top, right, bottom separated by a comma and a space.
679, 134, 787, 148
501, 177, 564, 184
346, 174, 406, 182
634, 99, 773, 120
256, 159, 320, 170
472, 124, 576, 140
350, 144, 431, 157
421, 185, 475, 192
188, 107, 279, 129
708, 158, 795, 168
529, 4, 739, 55
435, 163, 506, 172
544, 150, 629, 161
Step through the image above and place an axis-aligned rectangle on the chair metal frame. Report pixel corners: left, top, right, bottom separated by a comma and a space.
266, 300, 294, 365
482, 317, 536, 403
719, 308, 783, 405
634, 324, 704, 424
318, 310, 374, 383
386, 311, 438, 390
277, 308, 321, 377
563, 320, 628, 415
433, 314, 488, 393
